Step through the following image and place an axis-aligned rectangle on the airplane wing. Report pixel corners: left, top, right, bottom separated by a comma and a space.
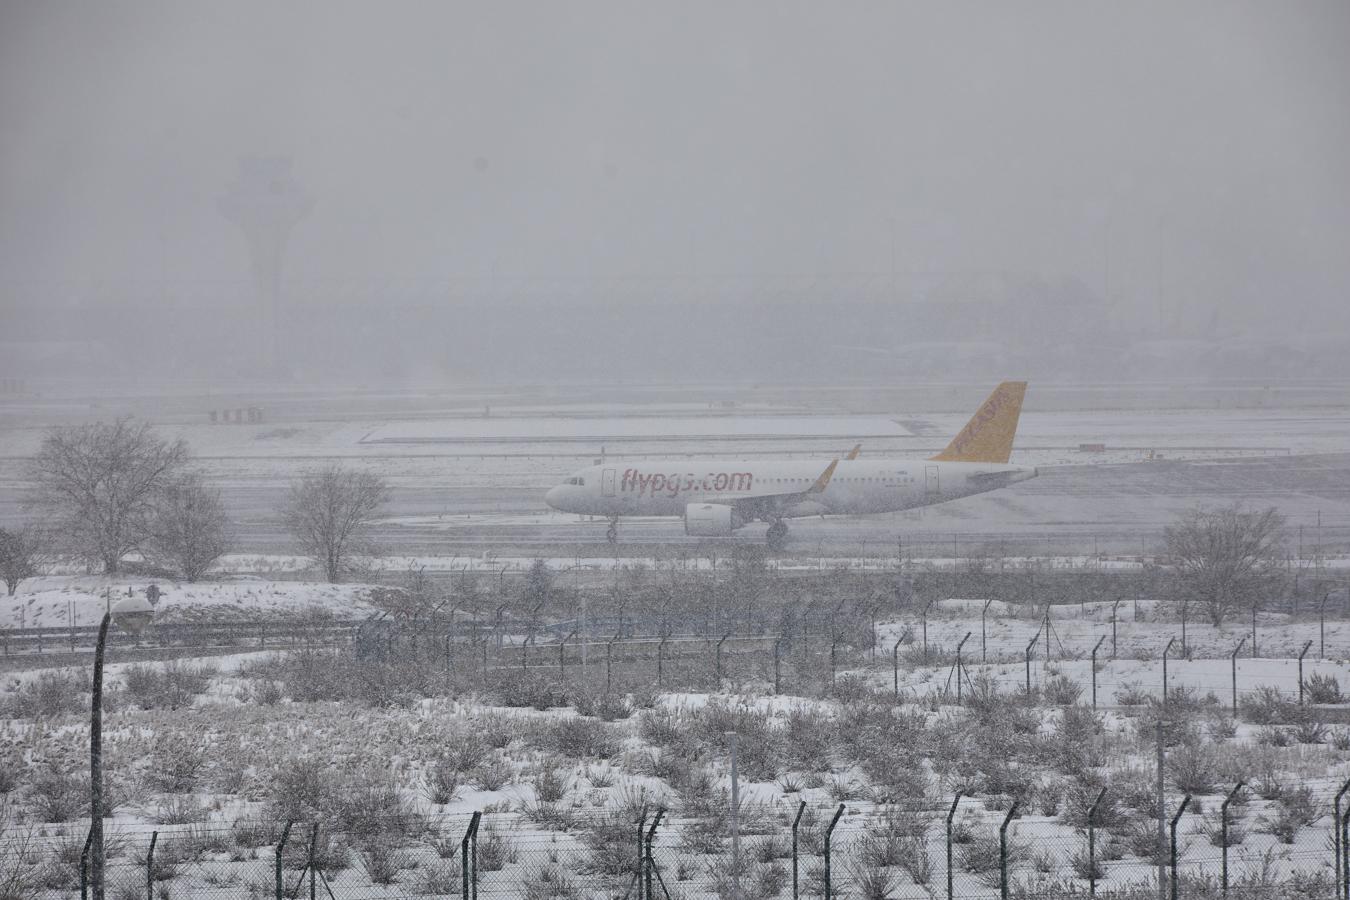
699, 459, 839, 509
846, 443, 861, 460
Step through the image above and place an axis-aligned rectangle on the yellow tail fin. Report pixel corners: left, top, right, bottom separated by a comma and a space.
930, 381, 1028, 464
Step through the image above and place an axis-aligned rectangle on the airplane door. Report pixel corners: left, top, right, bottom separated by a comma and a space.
602, 468, 617, 497
924, 465, 940, 496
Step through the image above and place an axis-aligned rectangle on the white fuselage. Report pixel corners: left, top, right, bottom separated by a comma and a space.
544, 458, 1037, 520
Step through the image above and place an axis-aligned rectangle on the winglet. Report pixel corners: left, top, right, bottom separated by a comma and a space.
930, 381, 1028, 464
809, 459, 839, 493
845, 443, 862, 460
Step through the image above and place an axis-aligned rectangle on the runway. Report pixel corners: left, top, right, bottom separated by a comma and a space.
1, 387, 1347, 561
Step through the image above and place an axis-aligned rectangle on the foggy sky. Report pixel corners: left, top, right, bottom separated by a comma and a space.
2, 1, 1348, 380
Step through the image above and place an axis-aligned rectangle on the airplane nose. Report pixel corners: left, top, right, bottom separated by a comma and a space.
545, 486, 564, 510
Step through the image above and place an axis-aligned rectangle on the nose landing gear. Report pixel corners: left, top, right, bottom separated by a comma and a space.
606, 517, 619, 544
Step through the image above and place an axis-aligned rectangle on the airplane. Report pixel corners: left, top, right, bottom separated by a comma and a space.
544, 381, 1037, 547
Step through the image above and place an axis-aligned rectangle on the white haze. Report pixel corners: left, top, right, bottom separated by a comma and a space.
1, 1, 1348, 383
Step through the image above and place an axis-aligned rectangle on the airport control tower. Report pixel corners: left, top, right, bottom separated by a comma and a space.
219, 158, 312, 376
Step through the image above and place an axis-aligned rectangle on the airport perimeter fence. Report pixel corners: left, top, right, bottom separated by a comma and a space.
11, 799, 1350, 900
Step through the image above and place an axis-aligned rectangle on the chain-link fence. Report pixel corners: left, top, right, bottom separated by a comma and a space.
10, 798, 1350, 900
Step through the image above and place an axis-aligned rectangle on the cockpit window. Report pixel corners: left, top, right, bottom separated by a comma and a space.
565, 477, 585, 486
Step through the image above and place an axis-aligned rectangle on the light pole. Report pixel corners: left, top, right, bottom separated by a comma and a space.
91, 594, 155, 900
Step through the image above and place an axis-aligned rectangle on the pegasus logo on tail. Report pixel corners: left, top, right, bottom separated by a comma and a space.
930, 381, 1028, 464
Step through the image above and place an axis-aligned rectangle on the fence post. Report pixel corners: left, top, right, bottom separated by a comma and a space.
824, 803, 845, 900
953, 632, 971, 705
982, 599, 993, 662
773, 637, 783, 694
461, 811, 480, 900
1180, 600, 1188, 657
1322, 593, 1330, 659
1222, 781, 1244, 897
644, 807, 664, 900
893, 636, 903, 697
81, 825, 93, 900
1336, 779, 1350, 900
606, 636, 617, 694
634, 809, 647, 900
946, 791, 963, 900
307, 823, 319, 900
716, 632, 730, 688
1251, 602, 1258, 658
791, 800, 806, 900
1091, 636, 1106, 710
274, 821, 293, 900
922, 598, 932, 664
1230, 637, 1247, 717
1170, 795, 1190, 900
657, 634, 667, 689
999, 801, 1019, 900
1112, 599, 1122, 658
1024, 634, 1037, 695
1162, 637, 1176, 709
1343, 804, 1350, 900
1087, 788, 1107, 899
1298, 639, 1313, 705
145, 831, 158, 900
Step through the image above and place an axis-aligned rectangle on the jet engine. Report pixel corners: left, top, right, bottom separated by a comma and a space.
684, 503, 743, 536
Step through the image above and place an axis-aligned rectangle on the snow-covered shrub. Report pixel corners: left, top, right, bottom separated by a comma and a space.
1, 670, 86, 718
1243, 687, 1299, 725
1043, 674, 1083, 706
533, 716, 620, 760
1168, 742, 1219, 794
1304, 672, 1342, 704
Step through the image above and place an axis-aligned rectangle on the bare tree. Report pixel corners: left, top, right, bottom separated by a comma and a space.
0, 524, 50, 595
30, 419, 189, 574
146, 470, 231, 581
1164, 504, 1287, 626
280, 464, 389, 582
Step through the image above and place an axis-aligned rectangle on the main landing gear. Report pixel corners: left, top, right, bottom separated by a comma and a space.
766, 519, 789, 550
606, 517, 619, 544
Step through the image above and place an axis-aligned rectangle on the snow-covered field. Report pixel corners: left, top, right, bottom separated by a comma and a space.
4, 576, 1350, 898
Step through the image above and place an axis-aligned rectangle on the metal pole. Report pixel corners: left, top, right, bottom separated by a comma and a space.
461, 811, 480, 900
1222, 781, 1244, 897
1112, 599, 1121, 658
946, 792, 963, 900
1231, 637, 1246, 717
307, 824, 318, 900
1343, 805, 1350, 900
1336, 779, 1350, 900
1323, 594, 1330, 659
1156, 720, 1166, 900
1169, 795, 1190, 900
999, 802, 1019, 900
80, 826, 93, 900
791, 800, 806, 900
90, 611, 111, 900
893, 636, 903, 697
824, 803, 845, 900
1162, 637, 1176, 709
1180, 600, 1187, 657
145, 831, 158, 900
1025, 633, 1037, 695
727, 732, 741, 899
275, 821, 293, 900
982, 598, 992, 662
922, 599, 932, 664
773, 637, 782, 694
1299, 639, 1313, 705
1251, 602, 1258, 658
1088, 788, 1107, 899
1091, 635, 1106, 710
954, 632, 971, 705
644, 808, 664, 900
